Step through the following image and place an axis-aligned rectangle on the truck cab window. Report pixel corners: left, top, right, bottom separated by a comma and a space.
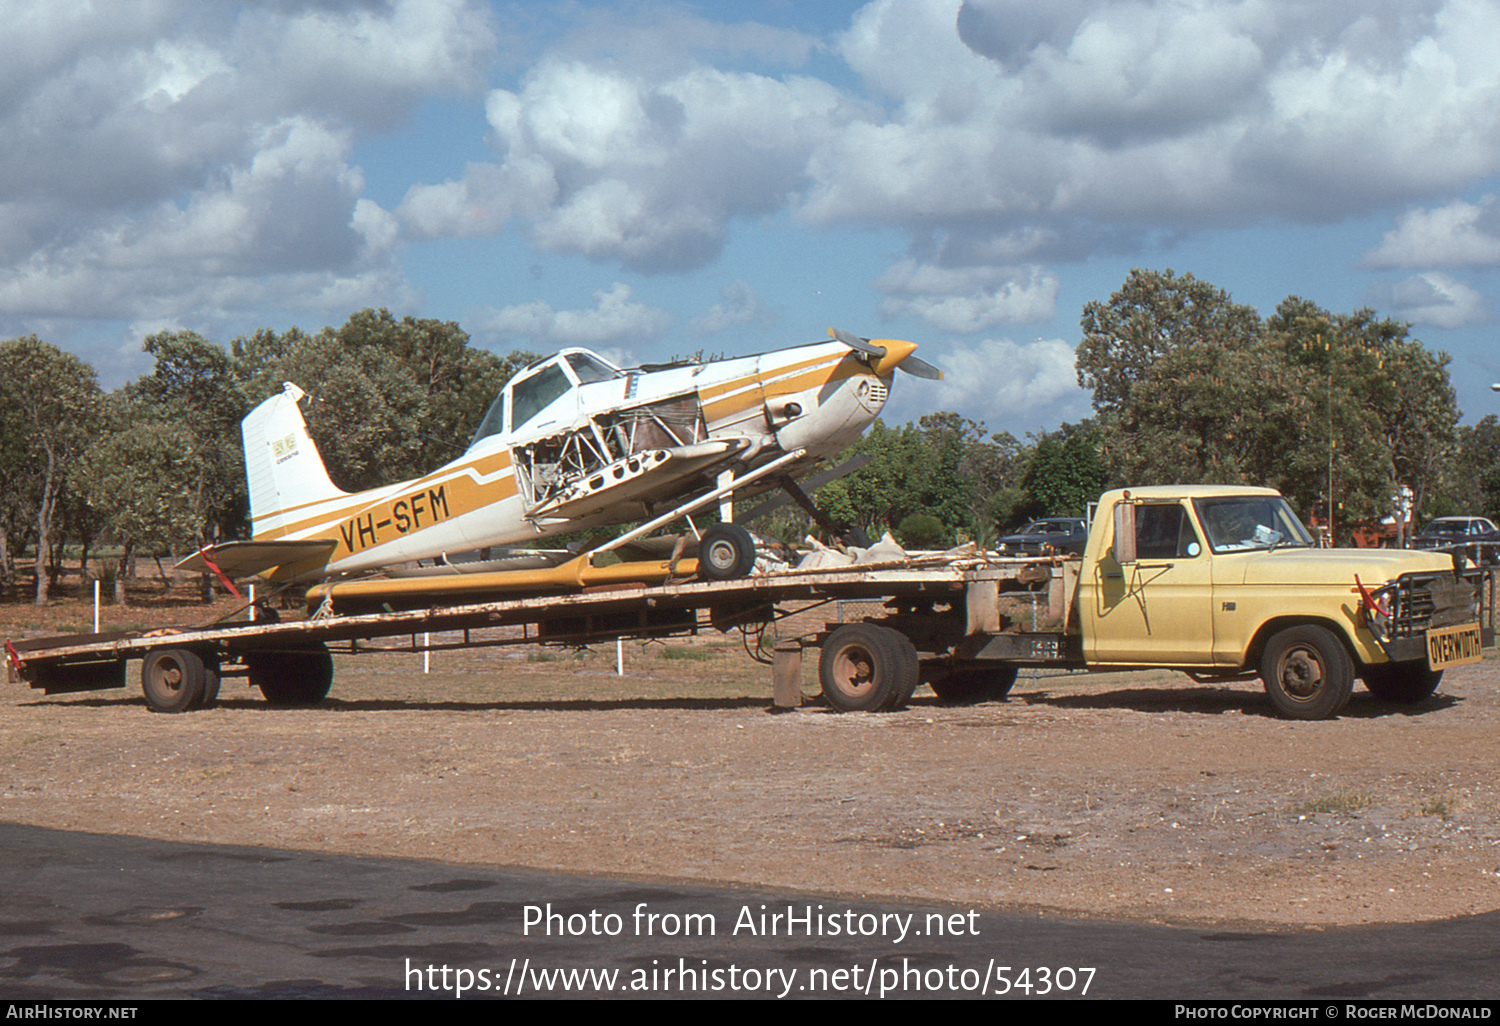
1136, 504, 1202, 560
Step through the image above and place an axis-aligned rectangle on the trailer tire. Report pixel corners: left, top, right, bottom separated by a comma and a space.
1260, 625, 1354, 720
141, 649, 211, 714
1362, 661, 1443, 704
247, 647, 334, 706
698, 523, 756, 580
889, 630, 920, 711
819, 623, 911, 712
927, 665, 1019, 705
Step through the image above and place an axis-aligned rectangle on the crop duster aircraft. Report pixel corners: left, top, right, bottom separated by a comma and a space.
180, 329, 941, 609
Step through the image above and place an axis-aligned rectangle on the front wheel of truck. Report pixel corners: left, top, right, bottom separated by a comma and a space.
1260, 625, 1355, 720
1362, 661, 1443, 704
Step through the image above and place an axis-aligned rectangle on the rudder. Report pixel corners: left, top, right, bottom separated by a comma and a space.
241, 383, 347, 539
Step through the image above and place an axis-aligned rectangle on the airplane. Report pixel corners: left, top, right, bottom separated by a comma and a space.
180, 328, 941, 608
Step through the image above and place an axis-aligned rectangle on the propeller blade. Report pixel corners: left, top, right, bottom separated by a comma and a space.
828, 327, 886, 359
898, 355, 943, 380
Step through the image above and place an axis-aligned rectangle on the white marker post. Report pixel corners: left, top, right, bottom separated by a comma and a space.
424, 632, 431, 674
617, 638, 624, 676
93, 580, 100, 634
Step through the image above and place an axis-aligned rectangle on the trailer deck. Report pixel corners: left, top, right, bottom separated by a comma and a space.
7, 555, 1065, 714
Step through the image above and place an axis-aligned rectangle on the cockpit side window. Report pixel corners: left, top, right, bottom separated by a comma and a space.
510, 363, 572, 431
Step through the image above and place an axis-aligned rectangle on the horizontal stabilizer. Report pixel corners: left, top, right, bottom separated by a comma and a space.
176, 539, 337, 579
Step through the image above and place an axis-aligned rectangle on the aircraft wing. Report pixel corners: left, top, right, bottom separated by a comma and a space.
175, 539, 338, 579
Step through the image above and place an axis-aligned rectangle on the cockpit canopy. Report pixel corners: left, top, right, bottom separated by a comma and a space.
467, 349, 624, 451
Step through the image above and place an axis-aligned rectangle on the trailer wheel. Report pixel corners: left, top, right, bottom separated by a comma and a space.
1362, 661, 1443, 704
927, 665, 1019, 705
141, 649, 211, 714
1260, 625, 1354, 720
247, 647, 334, 706
698, 523, 756, 580
819, 623, 912, 712
888, 631, 920, 711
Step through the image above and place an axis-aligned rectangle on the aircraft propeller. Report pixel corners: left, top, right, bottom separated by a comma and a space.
829, 328, 943, 380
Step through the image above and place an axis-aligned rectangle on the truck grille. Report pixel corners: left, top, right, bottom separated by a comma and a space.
1387, 570, 1484, 637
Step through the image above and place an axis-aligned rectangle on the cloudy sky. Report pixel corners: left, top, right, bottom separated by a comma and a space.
7, 0, 1500, 436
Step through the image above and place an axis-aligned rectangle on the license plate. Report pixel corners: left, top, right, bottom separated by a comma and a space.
1427, 623, 1483, 670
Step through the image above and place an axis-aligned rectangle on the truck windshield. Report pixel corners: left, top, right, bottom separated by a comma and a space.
1192, 496, 1314, 553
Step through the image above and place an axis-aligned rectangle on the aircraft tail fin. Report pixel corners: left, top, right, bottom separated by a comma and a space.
241, 383, 348, 540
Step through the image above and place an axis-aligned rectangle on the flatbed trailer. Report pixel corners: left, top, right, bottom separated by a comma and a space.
6, 555, 1064, 714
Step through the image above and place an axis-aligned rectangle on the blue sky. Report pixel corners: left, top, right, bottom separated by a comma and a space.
6, 0, 1500, 438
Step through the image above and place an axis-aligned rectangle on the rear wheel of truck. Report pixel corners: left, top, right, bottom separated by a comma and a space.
819, 623, 913, 712
927, 664, 1019, 705
1260, 625, 1354, 720
1361, 661, 1443, 704
141, 648, 215, 714
246, 646, 334, 707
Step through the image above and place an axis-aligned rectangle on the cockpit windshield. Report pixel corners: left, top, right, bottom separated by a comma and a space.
467, 392, 507, 450
1193, 496, 1314, 553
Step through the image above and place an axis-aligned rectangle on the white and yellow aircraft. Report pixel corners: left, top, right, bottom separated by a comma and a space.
181, 329, 940, 606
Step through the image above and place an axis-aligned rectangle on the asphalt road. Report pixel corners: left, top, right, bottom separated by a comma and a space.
1, 822, 1497, 1001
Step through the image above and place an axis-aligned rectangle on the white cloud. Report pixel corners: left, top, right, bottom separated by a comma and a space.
690, 280, 771, 334
1364, 196, 1500, 268
1373, 272, 1490, 328
875, 261, 1059, 332
472, 283, 672, 348
913, 335, 1090, 431
0, 0, 489, 336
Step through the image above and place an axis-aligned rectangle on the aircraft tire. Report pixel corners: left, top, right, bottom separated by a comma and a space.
247, 646, 334, 706
141, 648, 211, 714
698, 523, 756, 580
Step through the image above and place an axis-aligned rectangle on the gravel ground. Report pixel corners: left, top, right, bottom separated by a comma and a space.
6, 598, 1500, 931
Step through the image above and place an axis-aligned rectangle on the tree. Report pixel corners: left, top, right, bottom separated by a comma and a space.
1078, 268, 1261, 416
0, 337, 103, 604
1021, 422, 1106, 520
1077, 271, 1460, 534
233, 309, 535, 492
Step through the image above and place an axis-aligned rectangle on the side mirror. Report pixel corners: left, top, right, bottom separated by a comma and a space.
1113, 502, 1137, 565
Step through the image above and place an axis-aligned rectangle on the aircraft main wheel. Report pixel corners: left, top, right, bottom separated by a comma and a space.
698, 523, 756, 580
1260, 625, 1354, 720
819, 623, 914, 712
927, 664, 1019, 705
1362, 661, 1443, 704
246, 646, 334, 707
141, 648, 212, 714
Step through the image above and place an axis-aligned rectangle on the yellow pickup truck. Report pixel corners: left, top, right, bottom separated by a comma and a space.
932, 485, 1490, 720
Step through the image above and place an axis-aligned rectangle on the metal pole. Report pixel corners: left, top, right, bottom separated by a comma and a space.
423, 632, 430, 674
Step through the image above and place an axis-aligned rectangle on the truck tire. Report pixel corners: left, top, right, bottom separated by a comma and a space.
246, 647, 334, 706
698, 523, 757, 581
1362, 661, 1443, 704
1260, 625, 1355, 720
819, 623, 912, 712
141, 648, 211, 714
927, 664, 1019, 705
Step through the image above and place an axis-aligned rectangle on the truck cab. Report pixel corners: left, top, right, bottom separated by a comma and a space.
1077, 486, 1486, 718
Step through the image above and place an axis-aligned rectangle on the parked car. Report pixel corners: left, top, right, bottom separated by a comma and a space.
1412, 516, 1500, 564
996, 517, 1089, 556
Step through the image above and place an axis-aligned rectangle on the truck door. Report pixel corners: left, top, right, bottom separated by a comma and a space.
1085, 501, 1215, 665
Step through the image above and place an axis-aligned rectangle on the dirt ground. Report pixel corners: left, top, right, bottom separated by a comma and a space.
5, 583, 1500, 931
